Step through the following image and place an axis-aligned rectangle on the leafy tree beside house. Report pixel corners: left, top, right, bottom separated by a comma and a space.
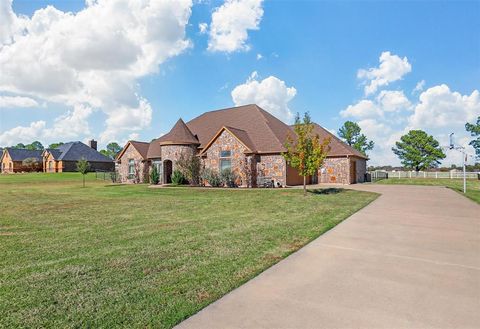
283, 112, 331, 196
100, 142, 122, 160
465, 116, 480, 158
338, 121, 374, 156
76, 158, 90, 188
392, 130, 446, 173
48, 142, 64, 149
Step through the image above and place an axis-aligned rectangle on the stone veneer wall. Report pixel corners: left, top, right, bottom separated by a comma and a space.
202, 129, 250, 186
161, 144, 196, 173
117, 144, 149, 183
257, 154, 286, 186
319, 157, 350, 184
352, 157, 367, 183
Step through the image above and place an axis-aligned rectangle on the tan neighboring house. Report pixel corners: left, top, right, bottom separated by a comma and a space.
1, 148, 43, 173
116, 104, 368, 186
42, 140, 114, 173
116, 141, 150, 183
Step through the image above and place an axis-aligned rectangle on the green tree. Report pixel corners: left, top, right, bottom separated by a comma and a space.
392, 130, 446, 173
25, 141, 44, 150
100, 142, 122, 159
150, 165, 160, 185
176, 152, 201, 185
22, 157, 39, 170
48, 142, 64, 149
338, 121, 374, 156
76, 158, 90, 188
283, 112, 331, 196
13, 143, 25, 149
465, 116, 480, 157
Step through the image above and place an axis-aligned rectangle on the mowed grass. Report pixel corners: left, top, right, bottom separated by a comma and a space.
376, 178, 480, 204
0, 173, 378, 328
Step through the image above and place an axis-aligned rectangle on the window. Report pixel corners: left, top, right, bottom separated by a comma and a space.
219, 149, 232, 171
128, 159, 135, 178
220, 159, 231, 171
220, 150, 231, 158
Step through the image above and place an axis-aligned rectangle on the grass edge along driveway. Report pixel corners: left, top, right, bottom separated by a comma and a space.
376, 177, 480, 204
0, 173, 378, 328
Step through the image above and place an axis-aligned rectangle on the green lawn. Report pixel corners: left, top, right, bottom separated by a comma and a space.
0, 173, 378, 328
376, 178, 480, 204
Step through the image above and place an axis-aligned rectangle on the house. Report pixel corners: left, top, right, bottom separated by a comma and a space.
116, 141, 150, 183
116, 104, 368, 186
1, 148, 43, 173
42, 140, 114, 172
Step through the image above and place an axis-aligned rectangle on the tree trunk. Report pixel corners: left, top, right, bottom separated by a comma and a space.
83, 174, 85, 188
303, 175, 306, 196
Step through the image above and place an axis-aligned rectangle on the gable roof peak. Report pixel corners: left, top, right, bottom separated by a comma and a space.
158, 118, 200, 145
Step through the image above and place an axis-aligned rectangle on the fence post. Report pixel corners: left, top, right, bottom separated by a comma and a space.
398, 171, 401, 179
435, 172, 438, 179
423, 171, 426, 178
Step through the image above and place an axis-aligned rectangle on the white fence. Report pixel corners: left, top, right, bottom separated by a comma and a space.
371, 170, 480, 180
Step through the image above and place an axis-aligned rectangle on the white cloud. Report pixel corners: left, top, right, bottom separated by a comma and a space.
208, 0, 263, 53
256, 53, 262, 60
376, 90, 411, 113
231, 71, 297, 122
408, 84, 480, 130
413, 80, 425, 93
340, 99, 380, 119
0, 121, 46, 146
358, 51, 412, 95
199, 22, 208, 34
0, 0, 193, 143
0, 95, 39, 108
341, 90, 411, 119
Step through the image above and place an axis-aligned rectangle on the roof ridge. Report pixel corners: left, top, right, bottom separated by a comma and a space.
254, 105, 291, 151
57, 142, 76, 160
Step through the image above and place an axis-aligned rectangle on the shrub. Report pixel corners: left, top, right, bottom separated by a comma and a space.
176, 152, 201, 185
150, 165, 160, 185
201, 168, 222, 187
171, 170, 186, 185
221, 169, 238, 188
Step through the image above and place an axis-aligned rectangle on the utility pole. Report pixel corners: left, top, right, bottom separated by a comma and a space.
449, 133, 468, 194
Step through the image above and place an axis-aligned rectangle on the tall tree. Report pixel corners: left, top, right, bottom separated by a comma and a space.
465, 116, 480, 157
392, 130, 446, 173
25, 141, 44, 150
76, 158, 90, 188
100, 142, 122, 159
48, 142, 64, 149
13, 143, 25, 149
338, 121, 374, 156
283, 112, 331, 196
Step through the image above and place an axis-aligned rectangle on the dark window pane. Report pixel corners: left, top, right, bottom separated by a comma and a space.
220, 150, 231, 158
220, 159, 231, 171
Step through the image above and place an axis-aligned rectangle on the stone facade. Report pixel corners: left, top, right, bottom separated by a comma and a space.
319, 157, 350, 184
117, 144, 149, 183
202, 129, 251, 186
161, 145, 196, 171
257, 154, 286, 186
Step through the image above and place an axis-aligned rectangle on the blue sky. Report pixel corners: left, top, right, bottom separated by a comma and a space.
1, 0, 479, 165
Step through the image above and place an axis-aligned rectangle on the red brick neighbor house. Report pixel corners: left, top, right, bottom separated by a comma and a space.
42, 140, 114, 173
116, 104, 368, 186
1, 148, 43, 173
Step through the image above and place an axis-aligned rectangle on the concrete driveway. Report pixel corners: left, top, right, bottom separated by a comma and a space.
176, 185, 480, 329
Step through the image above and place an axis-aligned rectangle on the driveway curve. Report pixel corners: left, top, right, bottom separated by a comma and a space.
176, 184, 480, 329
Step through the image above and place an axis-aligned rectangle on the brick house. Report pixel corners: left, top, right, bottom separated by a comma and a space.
1, 148, 43, 173
116, 141, 150, 183
42, 140, 114, 173
116, 104, 368, 186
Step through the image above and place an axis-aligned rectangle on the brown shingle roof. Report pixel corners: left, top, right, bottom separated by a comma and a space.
311, 124, 368, 159
158, 119, 199, 145
147, 138, 162, 159
117, 140, 150, 161
186, 104, 290, 153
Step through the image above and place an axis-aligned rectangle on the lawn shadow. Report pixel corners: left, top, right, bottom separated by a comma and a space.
308, 188, 345, 195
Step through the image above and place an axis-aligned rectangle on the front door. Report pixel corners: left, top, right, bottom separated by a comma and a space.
164, 160, 172, 184
350, 160, 357, 184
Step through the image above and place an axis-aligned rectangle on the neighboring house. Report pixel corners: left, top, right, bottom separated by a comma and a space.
116, 141, 150, 183
42, 140, 114, 173
117, 104, 367, 186
1, 148, 43, 173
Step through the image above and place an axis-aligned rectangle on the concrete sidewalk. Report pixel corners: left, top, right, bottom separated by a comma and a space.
176, 185, 480, 329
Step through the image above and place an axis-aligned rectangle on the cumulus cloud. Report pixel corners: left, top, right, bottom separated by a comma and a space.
413, 80, 425, 94
340, 90, 411, 119
0, 0, 193, 144
231, 71, 296, 122
408, 84, 480, 130
198, 22, 208, 34
0, 121, 46, 146
208, 0, 263, 53
0, 95, 39, 108
358, 51, 412, 95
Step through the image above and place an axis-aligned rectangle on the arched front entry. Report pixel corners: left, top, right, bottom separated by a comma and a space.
164, 160, 173, 184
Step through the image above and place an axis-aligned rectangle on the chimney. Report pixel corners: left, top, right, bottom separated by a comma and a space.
88, 139, 97, 150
